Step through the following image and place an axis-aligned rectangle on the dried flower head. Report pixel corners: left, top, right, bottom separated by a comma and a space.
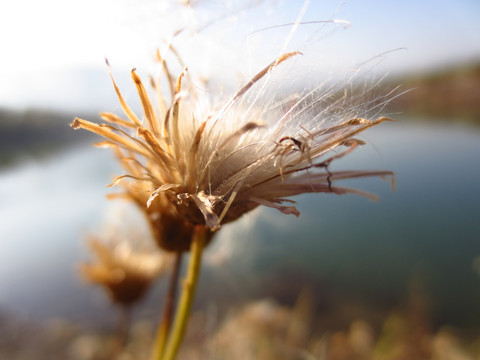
72, 50, 392, 233
107, 161, 214, 252
80, 236, 169, 305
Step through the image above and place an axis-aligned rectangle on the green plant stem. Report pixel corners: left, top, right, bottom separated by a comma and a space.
151, 251, 182, 360
161, 226, 207, 360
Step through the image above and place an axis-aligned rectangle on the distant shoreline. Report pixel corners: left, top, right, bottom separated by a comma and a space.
387, 62, 480, 123
0, 108, 96, 167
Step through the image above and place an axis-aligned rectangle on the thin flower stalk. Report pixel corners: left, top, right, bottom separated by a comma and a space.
152, 251, 182, 360
161, 225, 207, 360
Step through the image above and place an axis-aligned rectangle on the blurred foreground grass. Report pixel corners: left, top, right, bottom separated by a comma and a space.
1, 291, 479, 360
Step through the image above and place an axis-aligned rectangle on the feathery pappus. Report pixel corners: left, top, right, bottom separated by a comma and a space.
72, 49, 393, 242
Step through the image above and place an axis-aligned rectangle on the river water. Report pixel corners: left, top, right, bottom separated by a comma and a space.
0, 118, 479, 328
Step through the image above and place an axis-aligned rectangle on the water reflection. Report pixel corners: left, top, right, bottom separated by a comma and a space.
0, 119, 479, 328
0, 146, 119, 321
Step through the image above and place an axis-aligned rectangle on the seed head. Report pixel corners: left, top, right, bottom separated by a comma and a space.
80, 236, 169, 305
72, 49, 393, 234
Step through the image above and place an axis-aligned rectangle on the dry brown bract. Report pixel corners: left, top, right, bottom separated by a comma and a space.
72, 50, 392, 233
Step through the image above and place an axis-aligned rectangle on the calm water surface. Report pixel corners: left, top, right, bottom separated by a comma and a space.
0, 118, 479, 327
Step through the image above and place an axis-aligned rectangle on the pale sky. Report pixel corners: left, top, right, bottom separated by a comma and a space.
1, 0, 479, 110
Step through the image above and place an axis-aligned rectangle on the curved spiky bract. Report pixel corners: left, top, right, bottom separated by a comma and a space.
72, 50, 392, 233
